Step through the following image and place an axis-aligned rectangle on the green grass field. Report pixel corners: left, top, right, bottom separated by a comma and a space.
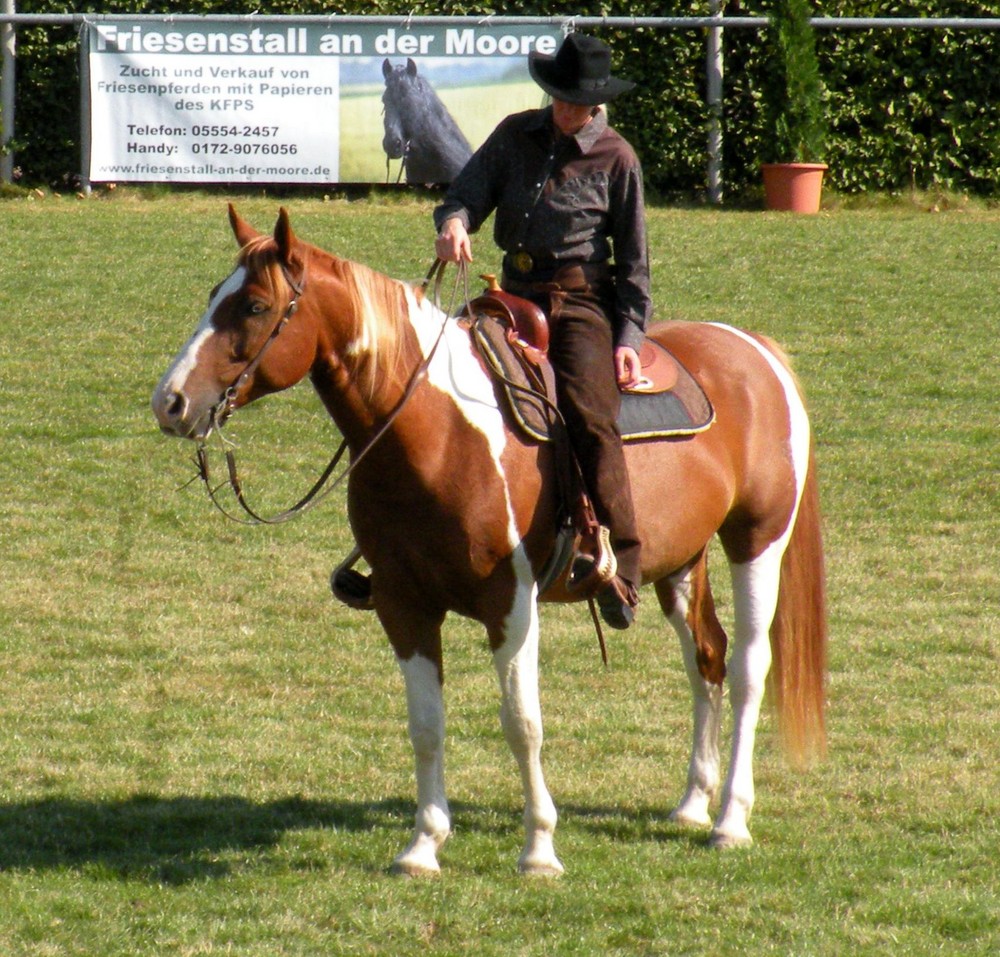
0, 193, 997, 955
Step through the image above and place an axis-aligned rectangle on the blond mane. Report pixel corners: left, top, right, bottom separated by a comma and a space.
336, 257, 411, 397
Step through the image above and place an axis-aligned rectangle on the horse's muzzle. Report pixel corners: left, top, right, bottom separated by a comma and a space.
152, 385, 212, 441
382, 134, 405, 159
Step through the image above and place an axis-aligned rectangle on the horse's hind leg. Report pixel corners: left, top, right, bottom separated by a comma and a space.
711, 547, 783, 848
490, 586, 563, 876
656, 551, 728, 830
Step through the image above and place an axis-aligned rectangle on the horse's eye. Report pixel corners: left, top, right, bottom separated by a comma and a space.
247, 300, 269, 316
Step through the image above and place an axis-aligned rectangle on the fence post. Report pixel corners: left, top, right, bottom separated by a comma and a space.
79, 21, 91, 194
1, 0, 14, 184
706, 1, 724, 204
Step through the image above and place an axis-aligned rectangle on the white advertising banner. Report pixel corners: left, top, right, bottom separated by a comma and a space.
86, 19, 562, 185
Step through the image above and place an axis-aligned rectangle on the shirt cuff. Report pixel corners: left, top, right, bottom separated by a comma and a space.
617, 320, 646, 353
434, 208, 472, 234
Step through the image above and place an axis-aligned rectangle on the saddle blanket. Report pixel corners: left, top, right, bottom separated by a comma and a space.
472, 315, 714, 443
618, 337, 714, 440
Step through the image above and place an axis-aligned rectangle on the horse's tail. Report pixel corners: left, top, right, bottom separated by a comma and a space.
768, 437, 828, 768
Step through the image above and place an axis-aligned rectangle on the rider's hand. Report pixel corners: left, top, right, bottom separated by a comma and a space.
435, 218, 473, 264
615, 346, 642, 390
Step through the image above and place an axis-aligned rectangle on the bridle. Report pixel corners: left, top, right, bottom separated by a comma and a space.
206, 262, 306, 435
382, 92, 410, 185
385, 138, 410, 185
193, 257, 463, 526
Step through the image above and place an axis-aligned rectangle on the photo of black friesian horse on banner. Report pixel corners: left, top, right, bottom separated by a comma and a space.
381, 58, 472, 185
335, 28, 560, 185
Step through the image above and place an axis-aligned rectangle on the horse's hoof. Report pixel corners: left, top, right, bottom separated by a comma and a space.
518, 855, 564, 877
669, 807, 712, 829
390, 856, 441, 878
708, 829, 753, 850
391, 838, 443, 877
520, 862, 564, 878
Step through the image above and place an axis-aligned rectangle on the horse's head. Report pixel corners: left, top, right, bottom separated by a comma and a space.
152, 205, 317, 441
380, 59, 471, 184
381, 58, 423, 159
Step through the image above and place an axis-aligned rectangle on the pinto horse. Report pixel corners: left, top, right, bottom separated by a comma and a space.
152, 207, 827, 876
381, 58, 472, 184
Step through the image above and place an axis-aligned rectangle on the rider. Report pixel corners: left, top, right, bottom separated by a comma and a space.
433, 33, 650, 629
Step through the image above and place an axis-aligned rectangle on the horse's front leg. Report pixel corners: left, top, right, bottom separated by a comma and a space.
382, 604, 450, 876
490, 584, 563, 876
391, 650, 450, 875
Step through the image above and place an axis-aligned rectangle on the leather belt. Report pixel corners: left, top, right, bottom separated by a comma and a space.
503, 259, 613, 292
504, 251, 559, 278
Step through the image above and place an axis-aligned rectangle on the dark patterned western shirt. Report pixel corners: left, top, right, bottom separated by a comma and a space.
433, 106, 651, 352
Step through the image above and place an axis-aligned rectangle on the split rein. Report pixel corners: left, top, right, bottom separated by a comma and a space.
191, 257, 466, 526
385, 142, 410, 185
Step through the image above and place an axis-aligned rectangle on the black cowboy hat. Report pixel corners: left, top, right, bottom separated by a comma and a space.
528, 33, 635, 106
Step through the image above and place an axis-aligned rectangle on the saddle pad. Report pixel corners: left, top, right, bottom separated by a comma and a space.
472, 315, 556, 442
620, 338, 714, 441
472, 316, 713, 443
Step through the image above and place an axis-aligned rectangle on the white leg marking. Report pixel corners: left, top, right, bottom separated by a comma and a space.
664, 569, 723, 829
392, 653, 450, 876
408, 288, 563, 873
711, 551, 783, 848
492, 569, 563, 876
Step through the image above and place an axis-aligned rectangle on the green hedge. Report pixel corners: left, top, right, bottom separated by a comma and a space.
8, 1, 1000, 197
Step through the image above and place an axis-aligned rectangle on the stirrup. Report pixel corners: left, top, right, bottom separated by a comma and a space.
566, 525, 617, 596
330, 546, 375, 610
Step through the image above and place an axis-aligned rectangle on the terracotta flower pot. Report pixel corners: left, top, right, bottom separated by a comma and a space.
761, 162, 828, 213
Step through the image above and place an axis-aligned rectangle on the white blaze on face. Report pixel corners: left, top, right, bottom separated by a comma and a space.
152, 267, 247, 434
163, 267, 247, 393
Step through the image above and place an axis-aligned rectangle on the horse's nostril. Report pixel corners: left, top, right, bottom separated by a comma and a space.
165, 391, 186, 419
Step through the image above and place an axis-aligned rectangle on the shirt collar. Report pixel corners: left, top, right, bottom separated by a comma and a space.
529, 105, 608, 153
572, 107, 608, 153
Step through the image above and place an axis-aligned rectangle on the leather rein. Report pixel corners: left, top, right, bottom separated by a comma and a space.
193, 257, 459, 525
385, 141, 410, 185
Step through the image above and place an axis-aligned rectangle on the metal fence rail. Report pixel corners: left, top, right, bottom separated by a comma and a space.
3, 10, 999, 192
5, 13, 1000, 27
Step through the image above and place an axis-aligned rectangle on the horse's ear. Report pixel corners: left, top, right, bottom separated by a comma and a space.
228, 204, 260, 248
382, 58, 392, 78
273, 207, 298, 265
406, 58, 418, 76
